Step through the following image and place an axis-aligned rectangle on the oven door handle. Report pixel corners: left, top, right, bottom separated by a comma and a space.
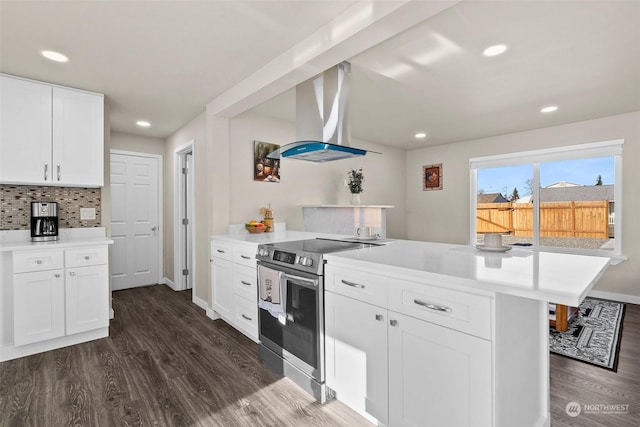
281, 272, 318, 288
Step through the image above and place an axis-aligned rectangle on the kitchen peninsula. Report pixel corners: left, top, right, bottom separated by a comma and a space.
323, 240, 611, 427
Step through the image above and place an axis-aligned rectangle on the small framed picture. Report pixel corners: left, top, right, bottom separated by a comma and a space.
254, 140, 281, 182
423, 163, 442, 191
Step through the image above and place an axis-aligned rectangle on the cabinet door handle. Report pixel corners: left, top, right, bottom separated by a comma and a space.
413, 299, 452, 313
36, 260, 43, 264
216, 249, 225, 254
44, 162, 48, 180
56, 163, 61, 181
84, 256, 90, 260
240, 280, 252, 287
341, 279, 365, 289
240, 255, 251, 259
390, 319, 398, 327
241, 314, 252, 321
54, 274, 61, 278
69, 272, 75, 276
375, 314, 383, 321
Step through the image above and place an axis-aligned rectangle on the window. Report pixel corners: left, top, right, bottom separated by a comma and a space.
470, 140, 623, 258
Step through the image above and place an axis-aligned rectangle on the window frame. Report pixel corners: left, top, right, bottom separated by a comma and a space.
469, 139, 624, 261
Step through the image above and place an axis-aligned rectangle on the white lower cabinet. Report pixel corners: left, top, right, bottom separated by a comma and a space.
65, 264, 109, 335
325, 263, 493, 427
9, 245, 110, 354
232, 294, 258, 339
210, 239, 259, 342
13, 269, 65, 346
388, 312, 491, 427
211, 257, 234, 319
325, 291, 389, 424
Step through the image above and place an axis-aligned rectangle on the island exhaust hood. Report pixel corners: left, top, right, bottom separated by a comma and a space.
268, 62, 373, 163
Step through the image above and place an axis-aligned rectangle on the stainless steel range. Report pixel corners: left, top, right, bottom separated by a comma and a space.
256, 238, 376, 403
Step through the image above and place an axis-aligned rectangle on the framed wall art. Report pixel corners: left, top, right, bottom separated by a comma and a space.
423, 163, 442, 191
254, 140, 281, 182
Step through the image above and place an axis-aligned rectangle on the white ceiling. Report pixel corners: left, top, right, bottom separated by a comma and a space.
2, 1, 639, 150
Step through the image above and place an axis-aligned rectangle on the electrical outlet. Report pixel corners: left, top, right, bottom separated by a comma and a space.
80, 207, 96, 220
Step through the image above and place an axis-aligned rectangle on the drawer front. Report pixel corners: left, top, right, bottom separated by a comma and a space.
388, 278, 492, 340
233, 243, 258, 268
211, 240, 233, 261
233, 294, 258, 340
13, 250, 64, 273
65, 246, 108, 268
233, 264, 257, 302
325, 265, 387, 308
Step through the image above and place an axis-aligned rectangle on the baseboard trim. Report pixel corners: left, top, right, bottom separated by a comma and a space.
192, 294, 208, 311
0, 327, 108, 362
589, 290, 640, 305
163, 277, 178, 291
206, 307, 220, 320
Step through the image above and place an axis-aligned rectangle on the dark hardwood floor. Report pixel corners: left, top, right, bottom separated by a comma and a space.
550, 302, 640, 426
0, 285, 370, 427
1, 285, 638, 426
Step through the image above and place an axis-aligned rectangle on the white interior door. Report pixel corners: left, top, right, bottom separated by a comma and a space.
174, 142, 194, 292
184, 152, 194, 290
110, 152, 160, 290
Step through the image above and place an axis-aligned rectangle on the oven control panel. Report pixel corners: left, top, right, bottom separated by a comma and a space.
273, 250, 296, 264
257, 244, 324, 275
258, 248, 314, 266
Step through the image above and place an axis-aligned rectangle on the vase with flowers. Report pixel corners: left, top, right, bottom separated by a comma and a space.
345, 168, 364, 205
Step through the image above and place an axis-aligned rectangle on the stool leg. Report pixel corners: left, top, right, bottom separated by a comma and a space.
555, 304, 568, 332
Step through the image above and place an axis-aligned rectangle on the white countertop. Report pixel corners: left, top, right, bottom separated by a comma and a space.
302, 205, 394, 208
212, 230, 351, 245
0, 228, 113, 252
325, 240, 611, 306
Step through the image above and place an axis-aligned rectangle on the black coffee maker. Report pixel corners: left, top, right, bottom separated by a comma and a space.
31, 202, 59, 242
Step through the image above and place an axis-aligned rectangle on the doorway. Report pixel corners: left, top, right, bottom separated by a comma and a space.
174, 141, 195, 291
110, 151, 162, 290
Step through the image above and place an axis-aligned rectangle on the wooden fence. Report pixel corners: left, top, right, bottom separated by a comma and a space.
477, 201, 610, 238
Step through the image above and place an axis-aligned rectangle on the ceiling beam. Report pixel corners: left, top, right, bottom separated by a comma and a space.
206, 0, 459, 117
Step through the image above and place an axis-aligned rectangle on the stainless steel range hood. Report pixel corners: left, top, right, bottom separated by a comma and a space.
268, 62, 370, 163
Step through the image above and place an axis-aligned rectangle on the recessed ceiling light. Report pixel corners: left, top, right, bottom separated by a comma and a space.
483, 44, 507, 57
40, 50, 69, 63
540, 106, 558, 113
136, 120, 151, 127
415, 132, 427, 139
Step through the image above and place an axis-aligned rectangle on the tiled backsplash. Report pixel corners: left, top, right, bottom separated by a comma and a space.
0, 185, 101, 230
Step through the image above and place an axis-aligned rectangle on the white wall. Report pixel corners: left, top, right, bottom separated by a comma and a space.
229, 111, 407, 239
110, 131, 165, 156
406, 111, 640, 299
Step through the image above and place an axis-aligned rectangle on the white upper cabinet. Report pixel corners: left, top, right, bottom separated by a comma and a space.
0, 75, 104, 187
52, 86, 104, 186
0, 76, 52, 184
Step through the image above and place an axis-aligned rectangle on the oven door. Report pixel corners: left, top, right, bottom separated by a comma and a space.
258, 261, 323, 381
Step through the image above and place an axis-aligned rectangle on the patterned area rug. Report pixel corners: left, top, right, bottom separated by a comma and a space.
549, 297, 625, 371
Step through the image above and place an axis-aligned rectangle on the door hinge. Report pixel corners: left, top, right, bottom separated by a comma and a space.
182, 269, 189, 276
182, 218, 189, 225
182, 167, 189, 175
